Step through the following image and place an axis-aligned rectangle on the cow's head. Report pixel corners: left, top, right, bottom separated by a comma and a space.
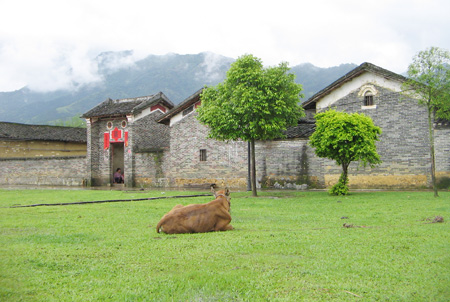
211, 185, 231, 210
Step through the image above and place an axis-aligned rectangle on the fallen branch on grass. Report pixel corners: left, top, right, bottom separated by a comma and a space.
10, 194, 213, 208
422, 216, 444, 223
343, 223, 370, 228
344, 290, 362, 298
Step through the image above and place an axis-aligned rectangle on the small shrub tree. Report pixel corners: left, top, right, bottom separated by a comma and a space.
309, 109, 382, 195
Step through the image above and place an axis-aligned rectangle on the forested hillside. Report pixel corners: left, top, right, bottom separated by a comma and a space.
0, 52, 356, 124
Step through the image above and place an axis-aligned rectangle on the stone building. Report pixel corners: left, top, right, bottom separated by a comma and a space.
82, 92, 174, 187
153, 62, 449, 189
79, 62, 449, 189
302, 62, 450, 188
0, 122, 87, 186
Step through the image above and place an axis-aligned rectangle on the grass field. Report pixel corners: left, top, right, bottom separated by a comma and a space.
0, 188, 449, 301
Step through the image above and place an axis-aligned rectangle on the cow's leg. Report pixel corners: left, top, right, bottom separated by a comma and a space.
214, 219, 233, 231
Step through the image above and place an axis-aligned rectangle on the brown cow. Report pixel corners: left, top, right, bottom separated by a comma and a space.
156, 186, 233, 234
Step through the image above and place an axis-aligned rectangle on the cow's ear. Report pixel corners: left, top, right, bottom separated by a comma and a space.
225, 187, 230, 196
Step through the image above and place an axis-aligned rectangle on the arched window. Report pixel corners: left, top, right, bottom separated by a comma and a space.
364, 91, 374, 106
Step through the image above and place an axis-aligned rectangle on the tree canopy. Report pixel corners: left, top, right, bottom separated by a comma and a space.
309, 109, 382, 195
197, 54, 304, 196
197, 54, 304, 141
404, 46, 450, 120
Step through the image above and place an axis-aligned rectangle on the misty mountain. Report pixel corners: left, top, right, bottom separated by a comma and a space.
292, 63, 359, 99
0, 52, 357, 124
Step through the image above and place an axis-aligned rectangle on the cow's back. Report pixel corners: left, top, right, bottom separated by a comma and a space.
157, 200, 231, 234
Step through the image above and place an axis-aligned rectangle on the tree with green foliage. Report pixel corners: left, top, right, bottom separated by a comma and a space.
197, 54, 304, 196
309, 109, 382, 195
402, 47, 450, 197
53, 115, 87, 128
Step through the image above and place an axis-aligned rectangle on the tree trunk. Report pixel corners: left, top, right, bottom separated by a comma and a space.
250, 138, 258, 197
341, 162, 349, 186
427, 102, 439, 197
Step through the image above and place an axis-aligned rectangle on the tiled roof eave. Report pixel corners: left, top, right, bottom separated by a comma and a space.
157, 88, 203, 124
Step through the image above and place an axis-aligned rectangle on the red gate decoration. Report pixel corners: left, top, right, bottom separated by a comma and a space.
111, 127, 122, 142
104, 127, 129, 149
104, 132, 110, 150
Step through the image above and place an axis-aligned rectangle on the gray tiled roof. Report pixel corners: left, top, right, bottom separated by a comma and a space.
82, 92, 174, 118
0, 122, 87, 143
284, 118, 316, 139
157, 88, 203, 125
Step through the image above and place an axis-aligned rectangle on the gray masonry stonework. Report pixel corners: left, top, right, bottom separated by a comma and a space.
132, 111, 171, 187
435, 121, 450, 179
1, 156, 87, 186
255, 139, 323, 188
316, 85, 435, 188
163, 112, 248, 188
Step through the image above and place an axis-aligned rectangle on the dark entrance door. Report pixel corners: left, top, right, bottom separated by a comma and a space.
112, 143, 124, 184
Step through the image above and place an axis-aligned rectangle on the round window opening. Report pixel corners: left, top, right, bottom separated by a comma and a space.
121, 120, 127, 128
107, 121, 113, 129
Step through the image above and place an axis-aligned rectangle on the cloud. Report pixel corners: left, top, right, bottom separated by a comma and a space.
0, 38, 103, 92
0, 0, 449, 92
195, 52, 232, 84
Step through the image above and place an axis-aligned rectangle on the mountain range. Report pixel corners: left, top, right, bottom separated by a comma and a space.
0, 52, 357, 125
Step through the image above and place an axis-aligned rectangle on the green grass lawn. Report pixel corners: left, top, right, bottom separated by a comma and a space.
0, 189, 449, 301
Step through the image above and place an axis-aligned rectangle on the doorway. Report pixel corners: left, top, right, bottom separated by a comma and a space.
112, 143, 124, 184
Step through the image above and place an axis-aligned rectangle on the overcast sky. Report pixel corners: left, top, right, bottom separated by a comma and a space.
1, 0, 449, 92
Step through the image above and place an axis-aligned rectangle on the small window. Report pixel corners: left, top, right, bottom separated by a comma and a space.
364, 91, 374, 106
183, 105, 194, 116
200, 149, 207, 161
107, 121, 113, 129
121, 120, 127, 128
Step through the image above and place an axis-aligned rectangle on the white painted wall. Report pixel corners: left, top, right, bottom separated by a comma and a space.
316, 72, 404, 110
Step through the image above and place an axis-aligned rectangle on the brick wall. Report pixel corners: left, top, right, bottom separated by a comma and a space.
435, 124, 450, 183
316, 85, 434, 188
87, 118, 112, 186
130, 111, 171, 187
0, 156, 87, 186
163, 112, 248, 188
255, 139, 324, 188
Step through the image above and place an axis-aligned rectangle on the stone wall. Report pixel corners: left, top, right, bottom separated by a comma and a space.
255, 139, 324, 188
316, 85, 434, 189
134, 150, 169, 187
163, 112, 248, 188
131, 111, 171, 187
0, 156, 87, 186
87, 118, 113, 186
435, 123, 450, 187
